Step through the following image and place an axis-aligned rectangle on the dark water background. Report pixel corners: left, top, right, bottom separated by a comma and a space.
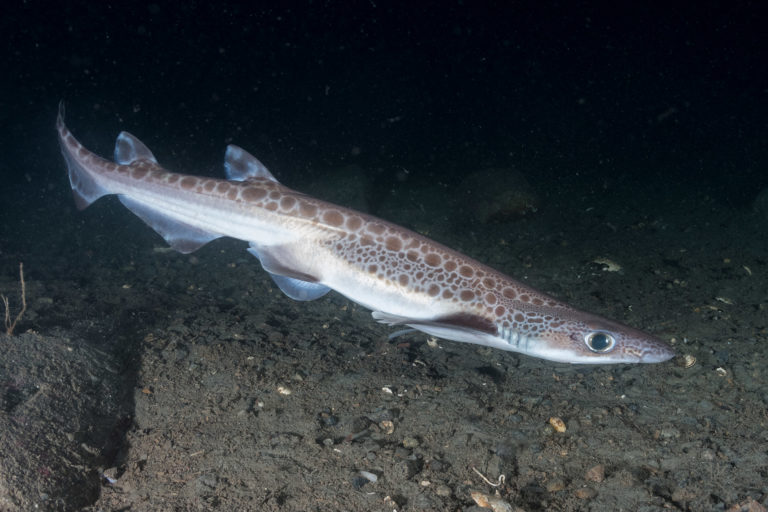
3, 1, 766, 207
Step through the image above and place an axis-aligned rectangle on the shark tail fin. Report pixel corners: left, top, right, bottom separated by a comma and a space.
56, 103, 110, 210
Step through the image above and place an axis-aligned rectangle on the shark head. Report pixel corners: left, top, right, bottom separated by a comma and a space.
515, 309, 675, 364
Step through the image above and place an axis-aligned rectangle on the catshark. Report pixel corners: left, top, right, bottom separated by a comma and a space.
56, 105, 674, 364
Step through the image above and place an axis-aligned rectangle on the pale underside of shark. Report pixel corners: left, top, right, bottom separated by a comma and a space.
56, 106, 674, 364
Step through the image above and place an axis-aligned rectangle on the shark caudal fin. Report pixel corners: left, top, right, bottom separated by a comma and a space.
57, 103, 222, 253
56, 102, 112, 210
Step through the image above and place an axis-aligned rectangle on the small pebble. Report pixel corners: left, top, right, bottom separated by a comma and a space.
394, 446, 411, 458
395, 459, 421, 480
549, 416, 567, 433
671, 487, 697, 502
429, 460, 444, 472
402, 436, 420, 448
575, 487, 597, 499
351, 476, 369, 489
585, 464, 605, 483
725, 497, 767, 512
102, 467, 118, 484
546, 479, 566, 492
379, 420, 395, 434
471, 491, 513, 512
319, 413, 339, 427
435, 484, 452, 497
659, 427, 680, 439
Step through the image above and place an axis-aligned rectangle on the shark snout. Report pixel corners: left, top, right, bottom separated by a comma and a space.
638, 340, 676, 363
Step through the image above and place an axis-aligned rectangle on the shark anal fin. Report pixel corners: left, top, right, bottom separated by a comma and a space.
119, 196, 221, 253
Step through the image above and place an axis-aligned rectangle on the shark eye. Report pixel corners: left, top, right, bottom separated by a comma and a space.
585, 331, 615, 352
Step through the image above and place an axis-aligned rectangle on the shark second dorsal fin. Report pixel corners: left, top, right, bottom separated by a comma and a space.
114, 132, 158, 165
224, 145, 278, 182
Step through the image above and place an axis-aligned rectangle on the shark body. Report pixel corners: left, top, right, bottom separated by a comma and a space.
57, 106, 674, 364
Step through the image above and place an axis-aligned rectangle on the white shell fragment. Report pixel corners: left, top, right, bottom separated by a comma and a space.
676, 354, 696, 368
592, 257, 622, 272
359, 470, 378, 483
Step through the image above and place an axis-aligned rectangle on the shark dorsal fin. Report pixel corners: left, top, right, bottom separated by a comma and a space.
224, 145, 278, 182
114, 132, 158, 164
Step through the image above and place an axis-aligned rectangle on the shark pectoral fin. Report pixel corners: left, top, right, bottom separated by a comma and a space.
246, 246, 330, 301
114, 132, 158, 164
118, 196, 221, 253
372, 311, 498, 345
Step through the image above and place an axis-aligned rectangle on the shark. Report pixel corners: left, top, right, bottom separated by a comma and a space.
56, 105, 674, 364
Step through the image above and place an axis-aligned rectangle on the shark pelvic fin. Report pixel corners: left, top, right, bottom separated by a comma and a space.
247, 245, 330, 301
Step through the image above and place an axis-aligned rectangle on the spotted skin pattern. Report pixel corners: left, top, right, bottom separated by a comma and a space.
57, 107, 675, 364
